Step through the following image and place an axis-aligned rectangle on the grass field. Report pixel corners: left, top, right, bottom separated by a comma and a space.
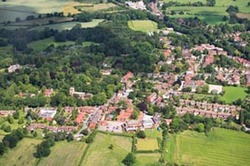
82, 133, 132, 166
38, 141, 87, 166
167, 128, 250, 166
29, 19, 104, 31
137, 138, 159, 151
220, 86, 247, 103
128, 20, 158, 33
164, 0, 250, 24
144, 129, 162, 139
75, 3, 117, 13
135, 153, 161, 166
0, 138, 41, 166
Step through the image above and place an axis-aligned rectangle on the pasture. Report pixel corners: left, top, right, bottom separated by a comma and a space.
29, 19, 104, 31
0, 138, 41, 166
38, 141, 87, 166
135, 153, 161, 166
75, 3, 117, 13
164, 0, 250, 24
81, 133, 132, 166
167, 128, 250, 166
136, 138, 159, 151
220, 86, 247, 103
128, 20, 158, 33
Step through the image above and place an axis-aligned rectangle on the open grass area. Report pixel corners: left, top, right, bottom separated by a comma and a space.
167, 128, 250, 166
0, 138, 41, 166
144, 129, 162, 139
29, 19, 104, 31
220, 86, 247, 103
82, 133, 132, 166
75, 3, 117, 13
135, 153, 161, 166
164, 0, 250, 24
137, 138, 159, 151
38, 141, 87, 166
128, 20, 158, 33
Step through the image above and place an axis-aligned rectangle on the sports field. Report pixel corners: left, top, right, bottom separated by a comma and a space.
167, 128, 250, 166
128, 20, 158, 33
0, 138, 41, 166
38, 141, 87, 166
220, 86, 247, 103
81, 133, 132, 166
164, 0, 250, 24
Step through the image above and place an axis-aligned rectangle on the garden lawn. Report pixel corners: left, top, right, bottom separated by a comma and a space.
38, 141, 87, 166
128, 20, 158, 33
0, 138, 41, 166
167, 128, 250, 166
220, 86, 247, 103
81, 133, 132, 166
136, 138, 159, 151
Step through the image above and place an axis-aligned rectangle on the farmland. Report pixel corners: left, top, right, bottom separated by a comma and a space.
75, 3, 118, 13
128, 20, 158, 33
38, 141, 87, 166
29, 19, 104, 31
220, 86, 247, 103
164, 0, 250, 24
166, 128, 250, 166
0, 138, 41, 166
81, 133, 132, 166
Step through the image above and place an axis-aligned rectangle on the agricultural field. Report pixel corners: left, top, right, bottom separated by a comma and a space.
81, 133, 132, 166
128, 20, 158, 33
0, 138, 41, 166
38, 141, 87, 166
164, 0, 250, 24
136, 138, 159, 151
220, 86, 247, 103
75, 3, 118, 13
167, 128, 250, 166
29, 19, 104, 31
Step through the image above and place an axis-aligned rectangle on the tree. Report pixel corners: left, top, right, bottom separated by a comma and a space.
136, 130, 146, 139
108, 144, 114, 150
226, 6, 239, 13
67, 133, 74, 142
130, 109, 139, 120
13, 110, 20, 119
80, 129, 89, 136
0, 142, 5, 155
122, 153, 136, 166
196, 123, 205, 132
206, 0, 216, 6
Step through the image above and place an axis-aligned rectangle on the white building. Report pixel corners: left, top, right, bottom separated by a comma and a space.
208, 84, 223, 94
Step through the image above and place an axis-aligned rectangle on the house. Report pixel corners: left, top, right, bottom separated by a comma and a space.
163, 49, 171, 57
8, 64, 22, 73
121, 71, 134, 83
74, 112, 85, 124
246, 74, 250, 86
208, 84, 223, 94
124, 120, 142, 132
88, 109, 102, 129
203, 54, 214, 67
44, 88, 54, 97
117, 107, 134, 122
101, 69, 112, 76
39, 108, 57, 121
165, 119, 172, 126
125, 1, 146, 10
69, 87, 93, 100
0, 110, 15, 117
147, 92, 157, 103
142, 114, 154, 129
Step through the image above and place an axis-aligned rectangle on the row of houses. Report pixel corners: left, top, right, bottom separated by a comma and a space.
27, 123, 77, 133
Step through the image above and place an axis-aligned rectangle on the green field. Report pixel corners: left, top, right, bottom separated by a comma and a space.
164, 0, 250, 24
166, 128, 250, 166
135, 153, 161, 166
0, 138, 41, 166
75, 3, 117, 12
137, 138, 159, 151
81, 133, 132, 166
29, 19, 104, 31
38, 141, 87, 166
128, 20, 158, 33
220, 86, 247, 103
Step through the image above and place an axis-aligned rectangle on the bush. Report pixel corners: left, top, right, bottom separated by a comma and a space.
136, 130, 146, 139
122, 153, 136, 166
